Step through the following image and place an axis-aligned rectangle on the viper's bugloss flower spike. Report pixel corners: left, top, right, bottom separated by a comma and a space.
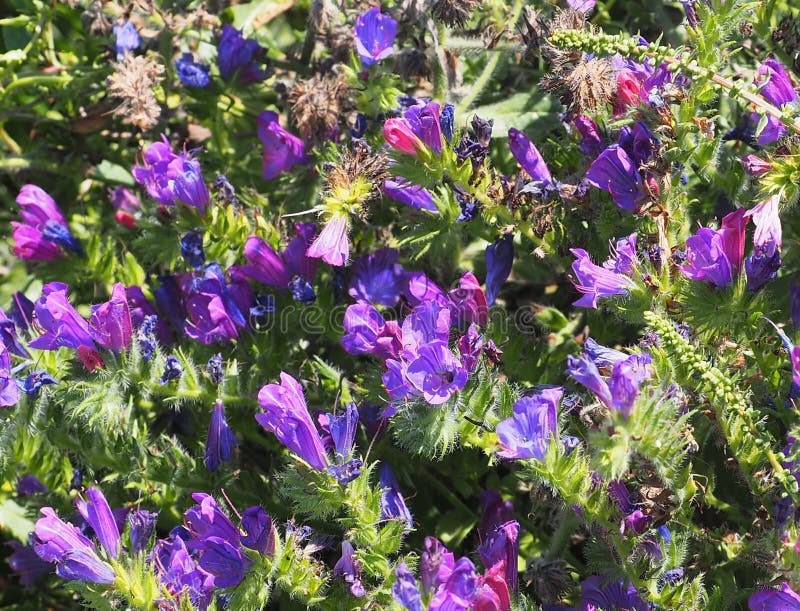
379, 463, 413, 527
508, 128, 552, 184
745, 195, 782, 291
33, 507, 115, 584
349, 248, 407, 307
748, 583, 800, 611
29, 283, 95, 351
257, 111, 308, 180
217, 24, 267, 83
393, 562, 424, 611
12, 185, 80, 260
89, 283, 133, 353
175, 53, 211, 88
383, 178, 438, 212
205, 400, 237, 472
151, 532, 214, 609
354, 8, 397, 67
112, 21, 140, 60
256, 372, 329, 471
586, 145, 643, 211
485, 235, 514, 306
478, 520, 520, 592
496, 388, 561, 460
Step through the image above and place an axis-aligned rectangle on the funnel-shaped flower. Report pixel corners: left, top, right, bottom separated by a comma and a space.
205, 400, 238, 472
307, 214, 350, 266
745, 196, 782, 290
570, 248, 636, 308
256, 372, 328, 471
12, 185, 81, 260
89, 283, 132, 352
217, 24, 267, 84
257, 111, 308, 180
29, 283, 94, 351
508, 128, 552, 184
354, 8, 397, 66
586, 145, 643, 211
496, 388, 561, 460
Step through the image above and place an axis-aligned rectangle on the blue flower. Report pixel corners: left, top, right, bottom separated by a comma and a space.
20, 371, 58, 397
205, 400, 238, 473
175, 53, 211, 88
496, 388, 561, 460
354, 8, 397, 66
485, 235, 514, 306
217, 25, 267, 84
113, 21, 140, 60
160, 355, 183, 384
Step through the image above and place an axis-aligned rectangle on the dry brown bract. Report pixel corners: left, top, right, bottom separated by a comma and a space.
324, 141, 389, 208
107, 54, 164, 131
431, 0, 481, 28
541, 54, 616, 115
289, 72, 353, 142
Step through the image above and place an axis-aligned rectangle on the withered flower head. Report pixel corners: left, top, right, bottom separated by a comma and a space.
524, 557, 572, 604
290, 71, 353, 142
107, 53, 165, 131
309, 0, 340, 32
541, 55, 616, 115
324, 141, 389, 216
431, 0, 482, 28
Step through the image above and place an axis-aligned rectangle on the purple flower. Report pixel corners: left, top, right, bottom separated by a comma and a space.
379, 463, 413, 527
354, 8, 397, 66
383, 178, 438, 212
584, 337, 628, 367
478, 520, 519, 592
151, 531, 214, 609
567, 0, 596, 11
349, 248, 406, 306
334, 541, 366, 597
745, 196, 782, 290
404, 272, 449, 309
458, 323, 484, 373
421, 537, 456, 593
578, 575, 649, 611
256, 372, 329, 471
341, 301, 402, 359
217, 24, 267, 83
618, 122, 659, 166
405, 341, 468, 405
185, 265, 248, 344
181, 231, 206, 269
574, 115, 604, 156
12, 185, 81, 260
307, 214, 350, 267
0, 342, 18, 407
741, 154, 773, 177
393, 562, 424, 611
621, 508, 651, 535
508, 128, 552, 184
257, 111, 308, 180
448, 272, 489, 327
567, 352, 652, 418
7, 541, 53, 587
586, 145, 644, 211
128, 509, 158, 554
34, 502, 116, 584
29, 283, 94, 350
184, 493, 241, 544
113, 21, 140, 59
328, 402, 359, 460
749, 583, 800, 610
17, 474, 48, 496
196, 537, 251, 588
753, 59, 798, 145
126, 286, 174, 347
479, 491, 515, 538
75, 487, 122, 559
132, 136, 210, 212
496, 388, 561, 460
429, 557, 479, 610
242, 235, 291, 287
160, 355, 183, 384
9, 292, 35, 331
205, 400, 238, 472
175, 53, 210, 88
89, 283, 133, 352
0, 309, 27, 359
681, 209, 748, 288
384, 102, 443, 156
485, 235, 514, 306
570, 248, 635, 308
241, 506, 275, 555
110, 186, 140, 213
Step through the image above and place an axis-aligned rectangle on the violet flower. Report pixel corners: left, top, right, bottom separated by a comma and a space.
17, 474, 48, 496
354, 8, 397, 67
256, 372, 329, 470
217, 24, 267, 84
205, 400, 238, 472
257, 111, 308, 180
29, 282, 95, 351
567, 351, 653, 418
458, 323, 484, 373
745, 195, 782, 291
334, 541, 366, 597
681, 209, 748, 288
421, 537, 456, 594
393, 562, 424, 611
113, 21, 140, 60
242, 235, 291, 287
0, 308, 28, 358
574, 115, 604, 156
578, 575, 649, 611
384, 178, 438, 212
185, 264, 249, 344
429, 557, 479, 610
508, 128, 552, 184
7, 541, 53, 587
241, 506, 275, 556
567, 0, 596, 11
496, 388, 561, 460
752, 59, 798, 145
0, 342, 19, 407
12, 185, 81, 260
404, 341, 468, 405
89, 283, 133, 352
340, 301, 402, 359
404, 272, 449, 309
749, 583, 800, 610
741, 154, 773, 177
128, 509, 158, 554
379, 463, 413, 527
307, 214, 350, 266
132, 136, 210, 212
349, 248, 407, 306
586, 145, 644, 211
485, 234, 514, 306
478, 520, 519, 592
384, 101, 443, 156
181, 231, 206, 269
570, 248, 636, 308
448, 271, 489, 327
151, 530, 214, 609
175, 53, 210, 88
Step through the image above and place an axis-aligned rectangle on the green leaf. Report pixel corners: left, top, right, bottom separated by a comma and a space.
469, 92, 560, 139
0, 498, 35, 542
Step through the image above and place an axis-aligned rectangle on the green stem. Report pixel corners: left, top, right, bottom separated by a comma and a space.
2, 74, 71, 98
455, 0, 524, 114
545, 509, 580, 560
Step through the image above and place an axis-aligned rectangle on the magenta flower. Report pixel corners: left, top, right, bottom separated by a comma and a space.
478, 520, 519, 593
496, 388, 561, 460
448, 271, 489, 327
184, 265, 249, 345
586, 145, 644, 211
341, 301, 402, 359
384, 102, 443, 156
574, 115, 604, 156
256, 372, 329, 471
681, 209, 748, 288
29, 282, 94, 351
334, 541, 366, 597
354, 8, 397, 66
753, 59, 798, 145
257, 111, 308, 180
12, 185, 81, 260
306, 214, 350, 266
508, 128, 552, 184
242, 236, 291, 287
89, 283, 132, 352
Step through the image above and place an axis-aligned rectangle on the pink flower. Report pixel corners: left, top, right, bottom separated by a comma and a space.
307, 215, 349, 266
